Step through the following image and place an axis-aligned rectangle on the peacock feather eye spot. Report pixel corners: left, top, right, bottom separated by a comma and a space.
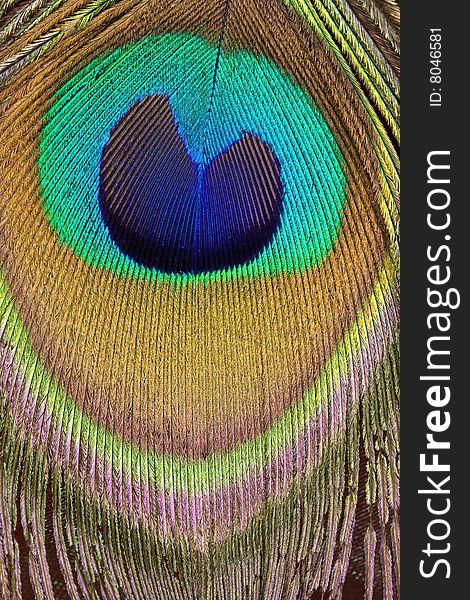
0, 3, 399, 596
38, 33, 348, 280
98, 93, 284, 274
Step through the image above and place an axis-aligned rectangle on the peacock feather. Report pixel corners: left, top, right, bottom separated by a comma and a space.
0, 0, 399, 598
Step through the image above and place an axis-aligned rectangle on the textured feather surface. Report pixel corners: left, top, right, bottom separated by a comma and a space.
0, 1, 399, 598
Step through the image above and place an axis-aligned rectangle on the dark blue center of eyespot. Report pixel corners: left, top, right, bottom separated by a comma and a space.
98, 94, 284, 274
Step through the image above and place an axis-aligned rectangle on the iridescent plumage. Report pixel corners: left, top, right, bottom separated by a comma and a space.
0, 1, 399, 598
